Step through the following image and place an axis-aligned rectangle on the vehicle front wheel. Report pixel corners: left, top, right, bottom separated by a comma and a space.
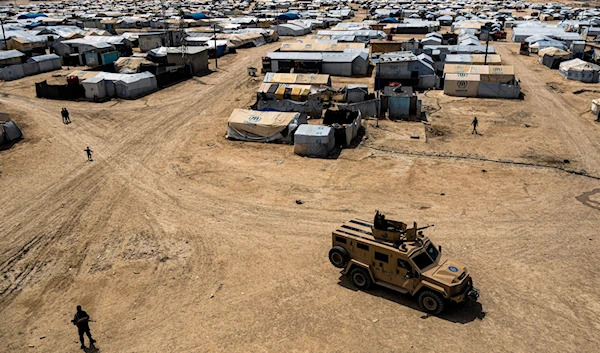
329, 246, 349, 268
418, 290, 446, 315
350, 267, 372, 290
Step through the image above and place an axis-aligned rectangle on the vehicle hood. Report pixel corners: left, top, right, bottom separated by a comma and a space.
422, 258, 468, 285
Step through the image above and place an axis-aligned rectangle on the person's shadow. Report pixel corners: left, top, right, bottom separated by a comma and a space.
83, 343, 100, 353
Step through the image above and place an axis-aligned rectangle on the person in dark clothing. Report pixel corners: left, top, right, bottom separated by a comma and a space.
61, 108, 67, 124
84, 146, 93, 161
471, 116, 479, 134
61, 108, 71, 124
72, 305, 96, 349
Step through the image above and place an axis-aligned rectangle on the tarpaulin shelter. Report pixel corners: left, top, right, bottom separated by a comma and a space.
538, 47, 570, 69
380, 17, 400, 24
294, 124, 335, 158
0, 120, 23, 144
559, 59, 600, 82
17, 13, 47, 20
277, 13, 300, 21
226, 109, 306, 143
184, 13, 207, 20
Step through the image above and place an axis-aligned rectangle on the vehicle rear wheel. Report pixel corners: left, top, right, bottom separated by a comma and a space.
418, 290, 446, 315
350, 267, 372, 290
329, 246, 349, 268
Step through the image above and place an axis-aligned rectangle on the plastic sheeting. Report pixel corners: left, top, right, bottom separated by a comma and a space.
337, 99, 379, 117
253, 99, 323, 119
1, 121, 23, 142
477, 81, 521, 99
294, 124, 335, 158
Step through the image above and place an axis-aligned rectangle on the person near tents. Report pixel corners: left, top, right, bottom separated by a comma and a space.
61, 108, 71, 124
71, 305, 96, 349
84, 146, 93, 161
471, 117, 479, 135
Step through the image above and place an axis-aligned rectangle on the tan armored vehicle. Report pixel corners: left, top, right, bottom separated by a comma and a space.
329, 211, 479, 314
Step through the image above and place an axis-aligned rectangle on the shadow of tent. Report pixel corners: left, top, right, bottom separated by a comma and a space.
337, 275, 485, 324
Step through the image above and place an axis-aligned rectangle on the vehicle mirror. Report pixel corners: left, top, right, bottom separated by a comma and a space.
438, 245, 442, 253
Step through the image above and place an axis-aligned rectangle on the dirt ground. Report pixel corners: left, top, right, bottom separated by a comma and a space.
1, 22, 600, 353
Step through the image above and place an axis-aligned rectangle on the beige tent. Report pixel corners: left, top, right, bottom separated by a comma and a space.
114, 57, 154, 73
444, 73, 480, 97
280, 42, 365, 52
226, 109, 306, 143
263, 73, 331, 86
538, 47, 570, 59
444, 65, 515, 84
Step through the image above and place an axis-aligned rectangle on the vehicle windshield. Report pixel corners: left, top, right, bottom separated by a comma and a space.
412, 252, 434, 270
426, 243, 439, 262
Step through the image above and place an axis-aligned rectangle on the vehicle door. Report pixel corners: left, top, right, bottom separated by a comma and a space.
371, 249, 393, 282
391, 256, 418, 292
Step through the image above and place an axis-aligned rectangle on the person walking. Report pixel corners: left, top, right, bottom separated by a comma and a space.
471, 116, 479, 135
71, 305, 96, 349
61, 108, 68, 124
61, 108, 71, 124
84, 146, 93, 161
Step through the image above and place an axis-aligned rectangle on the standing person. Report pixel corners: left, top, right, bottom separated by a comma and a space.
61, 108, 68, 124
71, 305, 96, 349
84, 146, 93, 161
64, 108, 71, 124
471, 116, 479, 135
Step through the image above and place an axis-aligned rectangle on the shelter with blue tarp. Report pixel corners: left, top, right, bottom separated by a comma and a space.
184, 13, 207, 20
25, 22, 44, 29
380, 17, 399, 24
17, 13, 47, 19
277, 12, 299, 21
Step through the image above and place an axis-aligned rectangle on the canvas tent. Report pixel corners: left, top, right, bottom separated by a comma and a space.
294, 124, 335, 158
226, 109, 306, 143
444, 73, 520, 99
444, 73, 480, 97
559, 59, 600, 83
538, 47, 570, 69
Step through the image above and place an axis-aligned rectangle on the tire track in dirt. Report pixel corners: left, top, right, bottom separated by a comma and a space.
498, 44, 600, 174
0, 44, 278, 311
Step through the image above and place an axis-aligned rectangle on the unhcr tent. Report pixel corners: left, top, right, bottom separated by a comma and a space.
444, 73, 480, 97
294, 124, 335, 158
226, 109, 306, 143
559, 59, 600, 83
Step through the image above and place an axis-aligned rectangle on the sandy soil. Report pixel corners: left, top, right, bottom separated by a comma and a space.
1, 25, 600, 353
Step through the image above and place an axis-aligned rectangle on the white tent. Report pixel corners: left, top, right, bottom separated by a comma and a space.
294, 124, 335, 158
82, 77, 107, 100
114, 72, 157, 99
559, 59, 600, 83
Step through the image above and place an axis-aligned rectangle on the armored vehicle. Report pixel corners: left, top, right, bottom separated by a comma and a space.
329, 211, 479, 314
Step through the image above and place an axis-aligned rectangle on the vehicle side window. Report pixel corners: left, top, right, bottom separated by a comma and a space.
357, 243, 369, 251
335, 236, 347, 244
397, 259, 413, 272
374, 252, 389, 263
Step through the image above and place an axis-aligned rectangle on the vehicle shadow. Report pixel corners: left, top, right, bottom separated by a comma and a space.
337, 275, 485, 324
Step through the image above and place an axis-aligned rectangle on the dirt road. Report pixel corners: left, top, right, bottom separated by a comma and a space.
0, 37, 599, 353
